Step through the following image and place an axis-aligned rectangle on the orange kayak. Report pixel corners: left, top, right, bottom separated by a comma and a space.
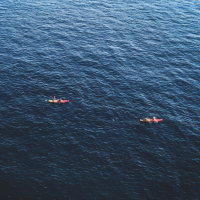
140, 118, 163, 122
49, 100, 69, 103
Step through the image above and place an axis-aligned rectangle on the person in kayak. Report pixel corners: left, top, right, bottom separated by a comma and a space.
52, 96, 56, 102
144, 117, 150, 122
58, 98, 62, 103
153, 117, 158, 122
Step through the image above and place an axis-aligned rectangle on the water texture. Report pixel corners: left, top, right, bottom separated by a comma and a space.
0, 0, 200, 199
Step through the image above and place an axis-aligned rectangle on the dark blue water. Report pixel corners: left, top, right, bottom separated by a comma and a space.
1, 0, 200, 199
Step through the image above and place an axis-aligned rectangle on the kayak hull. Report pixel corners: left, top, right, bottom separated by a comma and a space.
140, 119, 163, 122
49, 100, 69, 103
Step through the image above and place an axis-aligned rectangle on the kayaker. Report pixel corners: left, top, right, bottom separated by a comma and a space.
153, 117, 158, 122
59, 98, 62, 103
144, 118, 150, 122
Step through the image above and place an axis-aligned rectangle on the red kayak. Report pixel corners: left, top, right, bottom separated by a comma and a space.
49, 100, 69, 103
49, 96, 69, 103
140, 118, 163, 122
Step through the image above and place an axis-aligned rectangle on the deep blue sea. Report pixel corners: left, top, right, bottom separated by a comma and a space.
0, 0, 200, 199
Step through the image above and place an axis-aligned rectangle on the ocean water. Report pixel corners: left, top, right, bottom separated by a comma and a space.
0, 0, 200, 199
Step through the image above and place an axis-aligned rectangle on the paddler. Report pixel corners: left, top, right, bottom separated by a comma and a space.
153, 117, 158, 122
144, 117, 150, 122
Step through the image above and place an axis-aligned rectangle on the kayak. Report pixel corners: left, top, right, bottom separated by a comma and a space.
49, 100, 69, 103
140, 118, 163, 122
